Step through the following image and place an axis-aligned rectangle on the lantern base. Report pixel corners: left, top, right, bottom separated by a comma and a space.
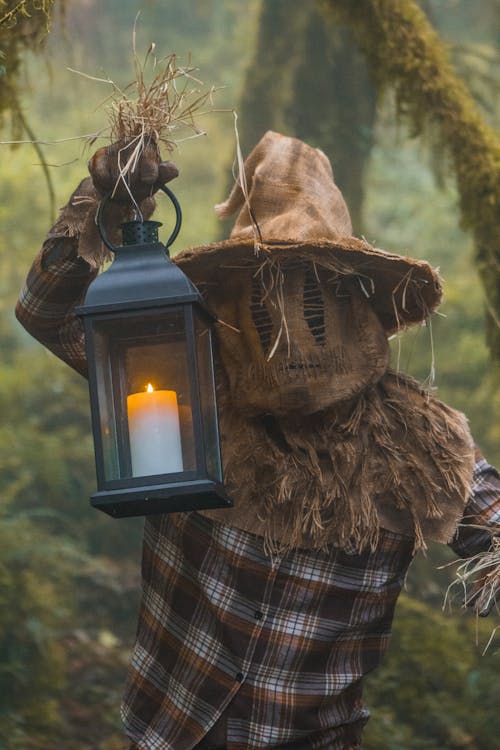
91, 479, 232, 518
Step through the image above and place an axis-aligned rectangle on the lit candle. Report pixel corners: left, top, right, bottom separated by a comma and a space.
127, 384, 183, 477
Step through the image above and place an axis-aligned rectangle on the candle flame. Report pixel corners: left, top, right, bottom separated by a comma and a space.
146, 383, 154, 393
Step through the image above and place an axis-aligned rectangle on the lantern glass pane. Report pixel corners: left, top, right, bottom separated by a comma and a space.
195, 311, 223, 482
91, 309, 196, 482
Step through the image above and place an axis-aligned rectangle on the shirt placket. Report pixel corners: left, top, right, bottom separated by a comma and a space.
236, 553, 283, 684
206, 548, 284, 735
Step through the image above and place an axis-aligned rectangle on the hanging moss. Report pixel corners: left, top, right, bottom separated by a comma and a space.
320, 0, 500, 360
0, 1, 64, 218
0, 1, 57, 131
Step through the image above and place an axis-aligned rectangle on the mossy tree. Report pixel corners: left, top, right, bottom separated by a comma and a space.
321, 0, 500, 360
0, 1, 60, 129
238, 0, 499, 358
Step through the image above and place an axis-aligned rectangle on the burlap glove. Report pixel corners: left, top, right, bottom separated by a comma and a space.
89, 138, 178, 204
464, 557, 499, 617
47, 139, 178, 267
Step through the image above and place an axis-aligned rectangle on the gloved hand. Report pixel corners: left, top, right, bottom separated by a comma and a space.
43, 139, 179, 268
464, 561, 498, 617
88, 137, 178, 204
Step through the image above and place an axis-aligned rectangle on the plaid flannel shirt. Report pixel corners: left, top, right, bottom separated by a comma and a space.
16, 241, 500, 750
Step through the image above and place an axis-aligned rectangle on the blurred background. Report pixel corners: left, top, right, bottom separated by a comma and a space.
0, 1, 498, 748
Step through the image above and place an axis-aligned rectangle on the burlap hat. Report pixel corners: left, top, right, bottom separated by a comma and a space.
175, 131, 442, 333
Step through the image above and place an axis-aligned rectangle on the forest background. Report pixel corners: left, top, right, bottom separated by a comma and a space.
0, 1, 498, 749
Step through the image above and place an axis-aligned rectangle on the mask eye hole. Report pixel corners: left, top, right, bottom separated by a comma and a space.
250, 277, 273, 354
303, 267, 326, 344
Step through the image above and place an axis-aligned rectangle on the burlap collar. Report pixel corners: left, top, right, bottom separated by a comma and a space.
200, 371, 474, 555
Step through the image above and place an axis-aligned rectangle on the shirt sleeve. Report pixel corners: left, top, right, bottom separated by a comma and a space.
15, 236, 97, 378
449, 448, 500, 558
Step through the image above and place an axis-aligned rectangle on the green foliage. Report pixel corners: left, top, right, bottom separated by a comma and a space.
0, 512, 75, 746
364, 595, 500, 749
0, 345, 146, 558
0, 1, 53, 26
0, 503, 139, 748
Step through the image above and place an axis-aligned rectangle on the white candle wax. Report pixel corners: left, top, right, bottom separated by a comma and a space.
127, 385, 184, 477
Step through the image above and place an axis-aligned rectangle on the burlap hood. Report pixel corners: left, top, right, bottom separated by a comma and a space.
188, 132, 473, 551
175, 131, 442, 335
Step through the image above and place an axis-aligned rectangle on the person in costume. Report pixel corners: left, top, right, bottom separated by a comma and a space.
16, 132, 499, 750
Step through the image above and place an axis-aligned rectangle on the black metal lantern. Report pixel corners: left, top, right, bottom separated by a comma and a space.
76, 187, 232, 518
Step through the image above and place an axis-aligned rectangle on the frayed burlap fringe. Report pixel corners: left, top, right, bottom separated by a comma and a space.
201, 370, 475, 556
46, 177, 156, 268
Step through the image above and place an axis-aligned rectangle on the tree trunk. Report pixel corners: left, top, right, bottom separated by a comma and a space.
232, 0, 376, 232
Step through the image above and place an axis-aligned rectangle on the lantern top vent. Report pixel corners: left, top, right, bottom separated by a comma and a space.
122, 219, 162, 246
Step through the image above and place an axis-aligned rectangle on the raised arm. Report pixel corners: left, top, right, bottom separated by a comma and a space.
449, 448, 500, 558
16, 178, 98, 377
448, 447, 499, 616
16, 139, 178, 377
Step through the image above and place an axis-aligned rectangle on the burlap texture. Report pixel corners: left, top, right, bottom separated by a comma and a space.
48, 177, 156, 268
200, 371, 475, 553
208, 259, 390, 416
175, 131, 442, 334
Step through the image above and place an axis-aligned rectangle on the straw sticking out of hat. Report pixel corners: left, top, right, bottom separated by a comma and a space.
175, 131, 443, 334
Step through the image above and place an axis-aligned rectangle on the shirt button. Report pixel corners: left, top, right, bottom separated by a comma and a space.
235, 672, 244, 682
254, 610, 263, 620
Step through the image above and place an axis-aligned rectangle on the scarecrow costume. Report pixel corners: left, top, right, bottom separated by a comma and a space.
17, 132, 499, 750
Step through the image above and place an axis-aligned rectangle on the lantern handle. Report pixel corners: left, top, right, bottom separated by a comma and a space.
97, 185, 183, 253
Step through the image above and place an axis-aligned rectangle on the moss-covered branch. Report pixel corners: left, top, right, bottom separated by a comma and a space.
0, 1, 58, 130
0, 1, 63, 220
321, 0, 500, 359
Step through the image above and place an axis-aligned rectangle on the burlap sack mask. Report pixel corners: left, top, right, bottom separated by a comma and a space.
175, 131, 442, 416
173, 132, 473, 554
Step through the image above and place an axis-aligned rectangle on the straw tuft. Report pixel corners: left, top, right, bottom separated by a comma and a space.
444, 531, 499, 621
68, 16, 218, 185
